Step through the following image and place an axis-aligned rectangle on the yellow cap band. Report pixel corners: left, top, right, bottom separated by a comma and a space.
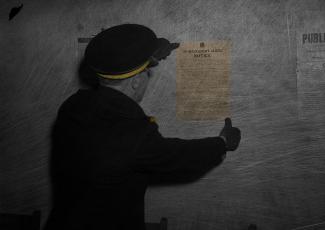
96, 61, 150, 80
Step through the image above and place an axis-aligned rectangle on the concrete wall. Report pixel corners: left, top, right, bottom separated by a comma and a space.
1, 0, 325, 229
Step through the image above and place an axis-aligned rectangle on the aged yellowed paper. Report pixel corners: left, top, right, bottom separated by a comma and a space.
176, 41, 231, 120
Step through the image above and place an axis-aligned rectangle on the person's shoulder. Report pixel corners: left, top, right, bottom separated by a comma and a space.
58, 89, 95, 114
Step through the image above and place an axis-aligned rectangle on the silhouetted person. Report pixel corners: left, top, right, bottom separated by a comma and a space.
44, 24, 241, 230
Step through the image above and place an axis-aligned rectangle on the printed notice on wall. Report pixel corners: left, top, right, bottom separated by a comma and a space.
296, 11, 325, 120
176, 41, 231, 120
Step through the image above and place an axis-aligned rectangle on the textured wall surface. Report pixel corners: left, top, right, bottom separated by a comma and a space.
1, 0, 325, 229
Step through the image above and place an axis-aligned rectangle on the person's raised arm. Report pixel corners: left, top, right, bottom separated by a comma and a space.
132, 118, 241, 177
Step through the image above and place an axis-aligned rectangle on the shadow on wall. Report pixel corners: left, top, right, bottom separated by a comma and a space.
9, 4, 23, 20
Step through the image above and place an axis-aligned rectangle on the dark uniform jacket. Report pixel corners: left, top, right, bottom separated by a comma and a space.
44, 86, 227, 230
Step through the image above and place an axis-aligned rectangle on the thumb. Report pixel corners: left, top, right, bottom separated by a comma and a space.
225, 117, 232, 128
170, 42, 180, 50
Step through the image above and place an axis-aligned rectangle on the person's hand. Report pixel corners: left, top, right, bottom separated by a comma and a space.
219, 118, 241, 151
149, 38, 179, 67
